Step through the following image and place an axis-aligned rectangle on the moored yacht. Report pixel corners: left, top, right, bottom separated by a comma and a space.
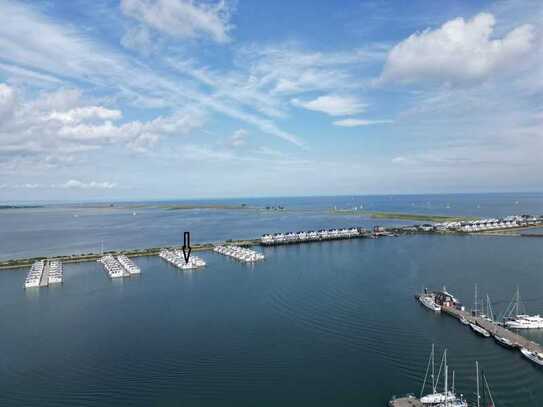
493, 334, 515, 349
469, 323, 490, 338
418, 293, 441, 312
520, 347, 543, 367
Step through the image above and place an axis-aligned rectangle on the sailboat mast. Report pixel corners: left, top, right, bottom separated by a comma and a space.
474, 284, 478, 316
444, 362, 448, 407
432, 344, 435, 393
476, 361, 480, 407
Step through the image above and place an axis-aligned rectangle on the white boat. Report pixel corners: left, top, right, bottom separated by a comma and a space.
520, 348, 543, 367
493, 334, 515, 349
418, 294, 441, 312
47, 260, 63, 284
419, 347, 468, 406
502, 288, 543, 329
505, 314, 543, 329
99, 255, 126, 278
469, 323, 490, 337
24, 260, 45, 289
117, 255, 141, 275
459, 316, 469, 325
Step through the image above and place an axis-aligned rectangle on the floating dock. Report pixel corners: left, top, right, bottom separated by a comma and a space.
388, 395, 423, 407
39, 261, 49, 287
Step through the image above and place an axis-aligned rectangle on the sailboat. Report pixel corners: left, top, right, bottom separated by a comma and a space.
502, 287, 543, 329
419, 346, 467, 406
476, 361, 497, 407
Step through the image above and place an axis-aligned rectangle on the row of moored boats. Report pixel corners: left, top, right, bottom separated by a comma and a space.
261, 227, 364, 245
417, 288, 543, 368
214, 245, 265, 262
390, 346, 494, 407
24, 259, 63, 288
159, 249, 206, 270
98, 255, 141, 278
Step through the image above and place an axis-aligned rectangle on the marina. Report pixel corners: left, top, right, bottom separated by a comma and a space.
117, 255, 141, 275
23, 259, 63, 288
47, 260, 63, 284
416, 289, 543, 367
213, 245, 265, 262
4, 216, 543, 406
98, 255, 129, 279
159, 249, 206, 270
23, 260, 45, 288
390, 346, 492, 407
2, 212, 542, 271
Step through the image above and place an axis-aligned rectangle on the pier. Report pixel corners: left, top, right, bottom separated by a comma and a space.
416, 293, 543, 361
441, 305, 543, 354
388, 396, 423, 407
39, 261, 49, 287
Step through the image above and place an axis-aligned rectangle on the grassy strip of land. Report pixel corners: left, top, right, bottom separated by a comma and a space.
331, 209, 475, 222
0, 239, 261, 270
125, 204, 253, 211
0, 205, 43, 209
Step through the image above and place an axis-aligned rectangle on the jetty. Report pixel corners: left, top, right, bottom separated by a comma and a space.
441, 305, 543, 354
39, 262, 49, 287
388, 396, 423, 407
415, 292, 543, 360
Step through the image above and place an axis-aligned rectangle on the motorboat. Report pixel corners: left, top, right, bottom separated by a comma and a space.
418, 294, 441, 312
520, 348, 543, 367
469, 323, 490, 338
493, 334, 515, 349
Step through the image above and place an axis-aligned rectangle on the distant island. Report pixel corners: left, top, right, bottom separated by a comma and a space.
0, 205, 43, 210
331, 209, 475, 222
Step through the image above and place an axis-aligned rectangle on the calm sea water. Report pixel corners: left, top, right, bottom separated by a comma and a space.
1, 193, 543, 406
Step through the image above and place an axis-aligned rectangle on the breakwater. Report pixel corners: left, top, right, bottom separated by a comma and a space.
2, 213, 541, 271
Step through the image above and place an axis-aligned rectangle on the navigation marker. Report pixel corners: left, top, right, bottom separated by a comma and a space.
182, 232, 192, 264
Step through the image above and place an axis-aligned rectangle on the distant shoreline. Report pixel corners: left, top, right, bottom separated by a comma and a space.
0, 205, 43, 210
330, 209, 476, 222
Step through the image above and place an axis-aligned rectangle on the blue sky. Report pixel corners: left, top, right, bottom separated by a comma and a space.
0, 0, 541, 201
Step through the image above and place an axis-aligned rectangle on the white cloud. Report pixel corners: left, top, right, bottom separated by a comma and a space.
49, 106, 122, 123
0, 2, 304, 148
0, 83, 16, 121
121, 0, 234, 44
227, 129, 248, 148
379, 13, 535, 84
291, 95, 367, 116
333, 118, 393, 127
59, 180, 117, 189
0, 84, 206, 160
